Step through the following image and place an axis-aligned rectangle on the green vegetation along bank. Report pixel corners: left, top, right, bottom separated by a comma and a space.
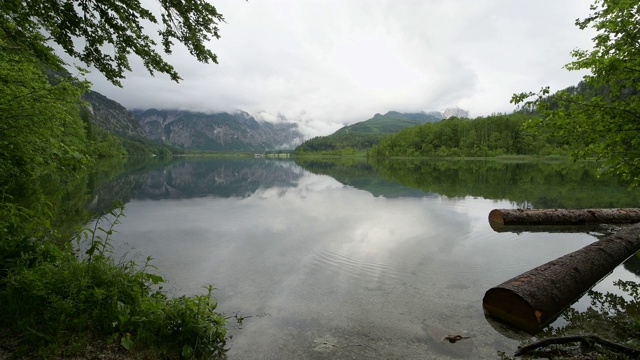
1, 0, 230, 357
0, 201, 227, 359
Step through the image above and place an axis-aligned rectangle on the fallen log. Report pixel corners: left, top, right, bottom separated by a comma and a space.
489, 208, 640, 226
483, 223, 640, 334
489, 222, 604, 234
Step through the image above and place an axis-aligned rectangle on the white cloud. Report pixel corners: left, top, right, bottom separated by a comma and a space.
82, 0, 596, 138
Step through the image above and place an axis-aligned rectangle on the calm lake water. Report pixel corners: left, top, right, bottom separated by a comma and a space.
91, 157, 640, 359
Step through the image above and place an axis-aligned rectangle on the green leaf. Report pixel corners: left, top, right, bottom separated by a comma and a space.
181, 344, 194, 359
120, 333, 134, 350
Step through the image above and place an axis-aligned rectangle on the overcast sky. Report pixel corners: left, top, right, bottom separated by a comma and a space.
81, 0, 596, 138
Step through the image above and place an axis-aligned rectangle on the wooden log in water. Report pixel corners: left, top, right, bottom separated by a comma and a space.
483, 223, 640, 334
489, 222, 604, 234
489, 208, 640, 226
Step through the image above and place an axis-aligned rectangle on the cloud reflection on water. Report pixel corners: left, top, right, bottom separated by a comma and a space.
108, 161, 609, 359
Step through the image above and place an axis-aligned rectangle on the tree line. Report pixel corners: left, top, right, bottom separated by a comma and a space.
295, 132, 384, 155
369, 112, 568, 158
294, 111, 571, 159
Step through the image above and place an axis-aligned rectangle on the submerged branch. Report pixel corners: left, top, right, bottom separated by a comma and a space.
514, 335, 640, 357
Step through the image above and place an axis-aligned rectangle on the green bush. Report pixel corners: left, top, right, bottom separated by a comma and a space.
0, 201, 227, 359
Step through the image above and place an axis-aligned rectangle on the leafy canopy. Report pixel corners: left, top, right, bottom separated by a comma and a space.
0, 31, 90, 186
1, 0, 225, 86
512, 0, 640, 186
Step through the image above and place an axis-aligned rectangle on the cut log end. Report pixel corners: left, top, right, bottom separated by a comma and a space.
483, 223, 640, 334
488, 209, 506, 225
483, 288, 540, 334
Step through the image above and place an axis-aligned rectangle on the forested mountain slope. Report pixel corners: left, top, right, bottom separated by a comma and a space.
295, 111, 444, 154
336, 111, 443, 134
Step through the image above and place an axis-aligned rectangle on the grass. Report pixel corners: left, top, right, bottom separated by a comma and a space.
0, 200, 227, 359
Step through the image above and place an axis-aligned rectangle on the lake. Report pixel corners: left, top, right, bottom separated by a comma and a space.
88, 157, 640, 359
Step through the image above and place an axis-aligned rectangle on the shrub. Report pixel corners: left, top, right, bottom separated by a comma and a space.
0, 201, 227, 359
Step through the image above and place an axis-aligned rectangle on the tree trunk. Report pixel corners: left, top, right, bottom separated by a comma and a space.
483, 223, 640, 334
489, 208, 640, 226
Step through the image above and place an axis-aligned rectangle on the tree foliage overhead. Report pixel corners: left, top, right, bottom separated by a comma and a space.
512, 0, 640, 186
0, 35, 89, 186
0, 0, 211, 188
1, 0, 225, 86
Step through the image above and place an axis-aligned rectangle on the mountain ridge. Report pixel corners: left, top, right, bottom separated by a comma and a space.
83, 89, 469, 153
335, 110, 444, 134
134, 109, 304, 151
294, 110, 449, 153
82, 90, 147, 137
82, 90, 304, 152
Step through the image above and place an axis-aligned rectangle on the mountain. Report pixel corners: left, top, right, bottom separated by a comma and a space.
134, 109, 304, 151
441, 107, 469, 119
336, 111, 443, 134
295, 111, 444, 154
82, 90, 182, 157
82, 90, 147, 137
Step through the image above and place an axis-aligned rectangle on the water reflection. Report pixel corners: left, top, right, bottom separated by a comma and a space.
297, 158, 640, 208
88, 157, 640, 359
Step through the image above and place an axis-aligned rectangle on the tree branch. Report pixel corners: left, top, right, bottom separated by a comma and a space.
554, 95, 640, 122
514, 335, 640, 357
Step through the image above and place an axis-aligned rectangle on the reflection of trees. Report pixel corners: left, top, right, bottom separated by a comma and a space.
372, 159, 640, 208
520, 279, 640, 358
296, 158, 640, 208
295, 158, 429, 198
624, 252, 640, 278
8, 156, 155, 240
